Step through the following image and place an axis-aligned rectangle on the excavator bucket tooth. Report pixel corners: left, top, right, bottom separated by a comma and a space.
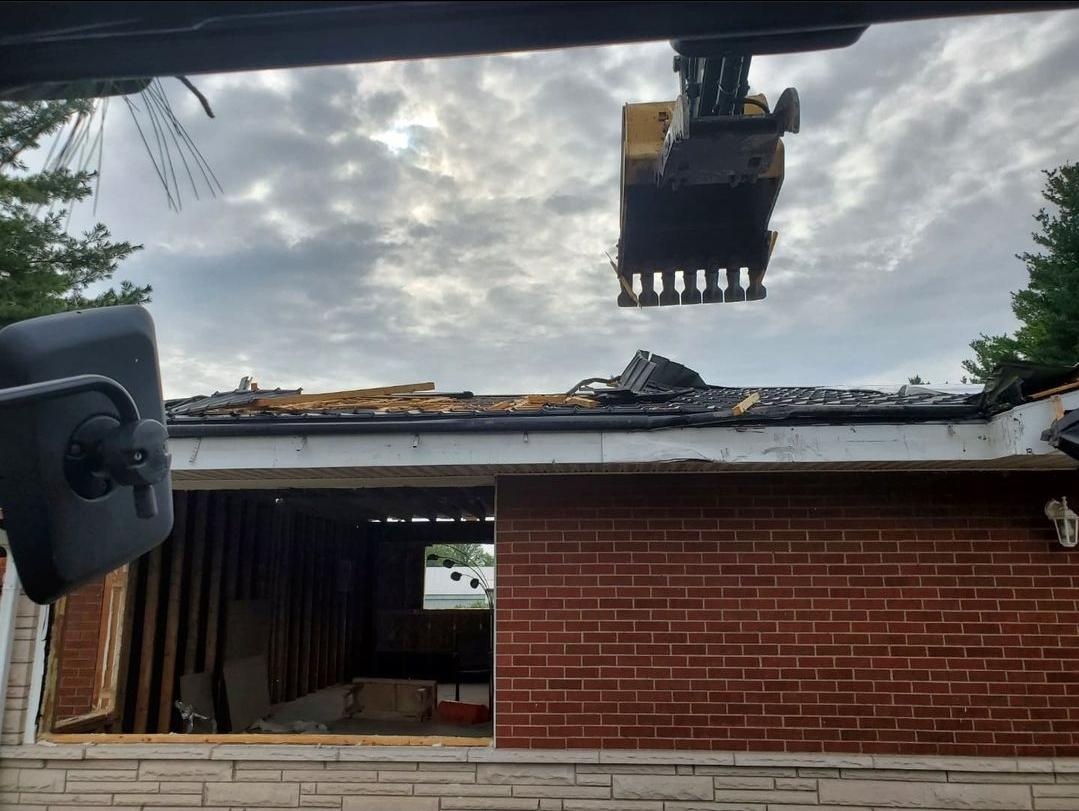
614, 94, 791, 307
746, 266, 768, 301
659, 271, 679, 305
638, 272, 659, 307
724, 269, 746, 302
616, 264, 768, 308
702, 269, 722, 303
680, 270, 702, 305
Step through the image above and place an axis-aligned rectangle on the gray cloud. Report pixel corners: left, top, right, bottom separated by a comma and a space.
62, 9, 1079, 397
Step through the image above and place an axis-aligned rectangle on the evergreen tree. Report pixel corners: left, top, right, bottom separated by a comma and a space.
964, 163, 1079, 381
0, 99, 148, 328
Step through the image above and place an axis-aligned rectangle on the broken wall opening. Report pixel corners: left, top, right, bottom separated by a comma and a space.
39, 484, 495, 741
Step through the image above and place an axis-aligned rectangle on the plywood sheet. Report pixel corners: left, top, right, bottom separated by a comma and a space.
223, 599, 271, 661
223, 655, 271, 732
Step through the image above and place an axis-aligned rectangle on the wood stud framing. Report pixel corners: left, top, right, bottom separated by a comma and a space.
105, 491, 367, 733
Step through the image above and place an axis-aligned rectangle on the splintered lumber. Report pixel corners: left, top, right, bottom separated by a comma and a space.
250, 382, 435, 409
731, 391, 761, 416
488, 394, 599, 411
246, 386, 596, 414
342, 396, 466, 412
111, 565, 139, 730
1029, 377, 1079, 400
94, 565, 131, 717
38, 596, 69, 733
523, 394, 594, 405
52, 710, 113, 734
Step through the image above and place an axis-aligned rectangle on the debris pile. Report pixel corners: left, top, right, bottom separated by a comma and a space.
179, 381, 599, 416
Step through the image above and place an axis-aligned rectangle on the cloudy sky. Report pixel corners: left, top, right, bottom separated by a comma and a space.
64, 8, 1079, 399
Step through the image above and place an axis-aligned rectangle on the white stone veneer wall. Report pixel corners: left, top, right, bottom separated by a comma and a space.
2, 743, 1079, 811
1, 572, 43, 746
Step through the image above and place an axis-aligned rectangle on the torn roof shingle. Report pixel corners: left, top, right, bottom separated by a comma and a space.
165, 350, 1006, 433
165, 386, 301, 416
167, 384, 975, 418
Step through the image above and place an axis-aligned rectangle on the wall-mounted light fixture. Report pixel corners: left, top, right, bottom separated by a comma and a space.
1045, 498, 1079, 548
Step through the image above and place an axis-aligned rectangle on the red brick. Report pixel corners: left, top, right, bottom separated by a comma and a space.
495, 472, 1079, 756
52, 578, 105, 722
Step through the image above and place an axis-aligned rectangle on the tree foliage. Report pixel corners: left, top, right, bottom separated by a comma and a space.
0, 100, 148, 328
964, 163, 1079, 381
425, 543, 494, 567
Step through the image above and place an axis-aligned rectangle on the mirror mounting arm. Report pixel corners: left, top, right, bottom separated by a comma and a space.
0, 373, 169, 520
0, 373, 140, 422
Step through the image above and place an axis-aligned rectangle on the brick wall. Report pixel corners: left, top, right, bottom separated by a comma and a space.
51, 579, 105, 721
2, 743, 1079, 810
495, 471, 1079, 755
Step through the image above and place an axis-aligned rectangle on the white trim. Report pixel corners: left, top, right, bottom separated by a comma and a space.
0, 533, 19, 726
23, 600, 49, 743
166, 393, 1079, 484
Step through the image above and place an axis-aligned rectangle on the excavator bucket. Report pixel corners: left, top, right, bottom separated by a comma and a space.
616, 88, 798, 307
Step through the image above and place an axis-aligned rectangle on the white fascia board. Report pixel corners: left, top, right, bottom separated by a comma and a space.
176, 430, 604, 471
169, 390, 1079, 477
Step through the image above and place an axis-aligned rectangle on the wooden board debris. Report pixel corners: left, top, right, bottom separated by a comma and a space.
1029, 378, 1079, 400
488, 394, 599, 411
731, 391, 761, 416
207, 381, 602, 415
250, 382, 435, 409
51, 710, 113, 734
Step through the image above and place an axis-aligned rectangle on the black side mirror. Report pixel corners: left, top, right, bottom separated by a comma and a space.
0, 306, 173, 603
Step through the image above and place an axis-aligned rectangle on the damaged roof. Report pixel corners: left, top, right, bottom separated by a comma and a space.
165, 350, 1079, 437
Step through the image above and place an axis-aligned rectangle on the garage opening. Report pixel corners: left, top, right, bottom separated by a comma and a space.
39, 485, 495, 742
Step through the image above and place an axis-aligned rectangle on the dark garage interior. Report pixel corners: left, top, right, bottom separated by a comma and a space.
45, 485, 495, 740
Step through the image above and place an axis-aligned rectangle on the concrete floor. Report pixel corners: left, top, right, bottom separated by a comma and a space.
264, 682, 492, 738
